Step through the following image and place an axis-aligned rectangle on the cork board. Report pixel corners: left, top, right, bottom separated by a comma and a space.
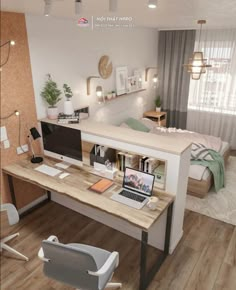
0, 12, 45, 208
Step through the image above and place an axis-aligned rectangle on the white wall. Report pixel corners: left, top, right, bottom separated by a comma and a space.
26, 15, 158, 125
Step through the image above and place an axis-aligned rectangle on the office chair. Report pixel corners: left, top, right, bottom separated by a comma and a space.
0, 203, 29, 261
38, 235, 122, 290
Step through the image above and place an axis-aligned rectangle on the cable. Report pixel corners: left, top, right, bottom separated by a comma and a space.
0, 110, 19, 120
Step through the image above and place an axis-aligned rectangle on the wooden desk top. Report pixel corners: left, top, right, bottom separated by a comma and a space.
40, 118, 191, 156
144, 111, 167, 118
3, 157, 174, 231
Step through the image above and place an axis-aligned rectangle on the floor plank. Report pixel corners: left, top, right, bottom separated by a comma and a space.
1, 202, 236, 290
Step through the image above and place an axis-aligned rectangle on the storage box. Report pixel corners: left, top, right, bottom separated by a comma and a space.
90, 145, 116, 166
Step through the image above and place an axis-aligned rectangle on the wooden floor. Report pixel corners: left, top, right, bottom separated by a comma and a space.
0, 202, 236, 290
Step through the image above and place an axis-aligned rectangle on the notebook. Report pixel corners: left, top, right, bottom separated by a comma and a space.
89, 178, 114, 193
111, 167, 155, 209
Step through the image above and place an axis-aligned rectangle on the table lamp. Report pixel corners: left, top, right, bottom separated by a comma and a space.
28, 127, 43, 163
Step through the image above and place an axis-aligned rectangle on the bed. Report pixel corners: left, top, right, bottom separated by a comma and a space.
120, 117, 231, 198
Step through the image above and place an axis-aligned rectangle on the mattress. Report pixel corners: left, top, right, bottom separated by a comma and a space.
189, 141, 230, 181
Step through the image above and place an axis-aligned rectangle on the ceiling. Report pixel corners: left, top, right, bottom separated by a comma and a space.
1, 0, 236, 29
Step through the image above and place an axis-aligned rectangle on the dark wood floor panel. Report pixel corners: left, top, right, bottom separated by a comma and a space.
1, 202, 236, 290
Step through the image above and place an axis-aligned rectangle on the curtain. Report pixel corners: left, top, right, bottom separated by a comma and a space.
158, 30, 196, 129
187, 29, 236, 149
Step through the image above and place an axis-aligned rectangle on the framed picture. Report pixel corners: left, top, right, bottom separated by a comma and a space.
116, 66, 128, 95
127, 76, 138, 93
133, 69, 143, 89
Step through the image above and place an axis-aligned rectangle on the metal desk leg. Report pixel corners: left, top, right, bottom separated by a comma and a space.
139, 202, 174, 290
140, 231, 148, 290
7, 175, 17, 208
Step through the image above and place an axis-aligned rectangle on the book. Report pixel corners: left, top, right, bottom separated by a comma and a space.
89, 178, 114, 193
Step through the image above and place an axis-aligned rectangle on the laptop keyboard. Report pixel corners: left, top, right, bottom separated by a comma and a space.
119, 190, 146, 203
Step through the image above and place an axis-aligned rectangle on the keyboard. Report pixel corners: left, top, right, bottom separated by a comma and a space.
119, 190, 146, 203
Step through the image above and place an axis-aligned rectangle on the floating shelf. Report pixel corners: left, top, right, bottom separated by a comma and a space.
103, 88, 146, 103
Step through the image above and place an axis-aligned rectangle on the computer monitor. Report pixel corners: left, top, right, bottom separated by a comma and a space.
123, 167, 155, 197
41, 121, 83, 167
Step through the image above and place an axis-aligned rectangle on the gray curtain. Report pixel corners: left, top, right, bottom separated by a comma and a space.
158, 30, 196, 129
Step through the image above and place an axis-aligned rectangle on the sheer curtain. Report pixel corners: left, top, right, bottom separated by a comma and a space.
187, 29, 236, 149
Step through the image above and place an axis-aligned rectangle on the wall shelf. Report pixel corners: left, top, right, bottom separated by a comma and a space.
103, 88, 146, 103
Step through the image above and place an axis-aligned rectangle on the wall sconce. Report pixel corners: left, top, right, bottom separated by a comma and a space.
87, 76, 101, 95
153, 73, 158, 88
0, 40, 16, 69
145, 67, 157, 82
96, 86, 104, 104
28, 127, 43, 164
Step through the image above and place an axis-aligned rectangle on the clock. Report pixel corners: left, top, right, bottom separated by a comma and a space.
98, 55, 113, 79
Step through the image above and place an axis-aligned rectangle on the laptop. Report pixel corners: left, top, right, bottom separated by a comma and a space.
111, 167, 155, 209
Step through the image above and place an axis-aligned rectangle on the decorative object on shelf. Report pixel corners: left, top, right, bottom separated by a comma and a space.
112, 91, 116, 98
145, 67, 157, 81
96, 85, 104, 104
40, 74, 62, 119
155, 96, 161, 112
57, 113, 79, 124
134, 69, 143, 89
148, 0, 157, 9
127, 76, 138, 93
116, 66, 128, 95
107, 92, 113, 100
0, 40, 15, 69
63, 83, 74, 115
28, 127, 43, 164
98, 55, 113, 79
183, 20, 212, 80
87, 76, 100, 95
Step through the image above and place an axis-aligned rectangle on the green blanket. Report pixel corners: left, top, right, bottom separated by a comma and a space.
191, 149, 225, 192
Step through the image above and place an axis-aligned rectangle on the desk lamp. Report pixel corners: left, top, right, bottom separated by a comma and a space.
28, 127, 43, 163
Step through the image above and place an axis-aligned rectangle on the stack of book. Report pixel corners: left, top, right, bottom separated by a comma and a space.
57, 113, 79, 124
117, 152, 139, 172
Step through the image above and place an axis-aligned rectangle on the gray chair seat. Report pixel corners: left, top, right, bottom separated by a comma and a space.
38, 236, 122, 290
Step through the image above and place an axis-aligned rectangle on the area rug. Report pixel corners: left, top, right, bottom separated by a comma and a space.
186, 156, 236, 226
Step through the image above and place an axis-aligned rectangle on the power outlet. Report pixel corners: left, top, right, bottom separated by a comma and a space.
17, 144, 29, 155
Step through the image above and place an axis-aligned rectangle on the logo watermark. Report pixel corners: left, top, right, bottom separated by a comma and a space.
77, 16, 135, 29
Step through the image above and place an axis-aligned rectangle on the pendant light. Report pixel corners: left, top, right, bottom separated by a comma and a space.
183, 20, 212, 80
44, 0, 52, 16
75, 0, 82, 15
148, 0, 157, 9
109, 0, 118, 12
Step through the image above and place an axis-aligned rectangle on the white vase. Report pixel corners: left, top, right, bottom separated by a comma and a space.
64, 100, 74, 115
112, 92, 116, 98
47, 107, 58, 120
156, 107, 161, 112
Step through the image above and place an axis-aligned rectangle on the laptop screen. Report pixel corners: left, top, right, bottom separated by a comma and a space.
123, 167, 155, 197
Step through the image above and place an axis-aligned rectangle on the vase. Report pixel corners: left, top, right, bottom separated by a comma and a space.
156, 107, 161, 112
47, 107, 58, 120
64, 100, 74, 115
107, 93, 113, 100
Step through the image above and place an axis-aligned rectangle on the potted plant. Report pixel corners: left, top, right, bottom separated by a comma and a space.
63, 83, 74, 115
41, 74, 62, 119
155, 96, 162, 112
